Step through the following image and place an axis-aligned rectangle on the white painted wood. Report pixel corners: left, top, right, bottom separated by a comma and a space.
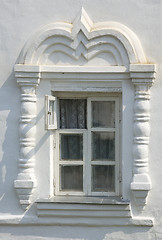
87, 98, 92, 195
45, 95, 58, 130
115, 97, 120, 196
54, 96, 120, 197
55, 129, 86, 196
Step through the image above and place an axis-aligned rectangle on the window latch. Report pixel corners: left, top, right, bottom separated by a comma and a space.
119, 172, 122, 183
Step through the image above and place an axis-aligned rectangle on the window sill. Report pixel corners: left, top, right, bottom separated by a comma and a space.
36, 196, 153, 227
37, 196, 128, 204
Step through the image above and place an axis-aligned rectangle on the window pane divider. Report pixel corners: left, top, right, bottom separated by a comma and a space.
85, 98, 91, 195
59, 161, 83, 165
115, 97, 120, 195
58, 129, 86, 134
91, 128, 115, 132
91, 161, 115, 165
56, 191, 85, 196
90, 192, 116, 197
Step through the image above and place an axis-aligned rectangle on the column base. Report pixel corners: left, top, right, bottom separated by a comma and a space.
14, 180, 36, 210
131, 174, 151, 208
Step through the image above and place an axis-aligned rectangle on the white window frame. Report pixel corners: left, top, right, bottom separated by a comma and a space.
52, 95, 121, 197
45, 95, 58, 130
55, 129, 87, 196
88, 97, 120, 197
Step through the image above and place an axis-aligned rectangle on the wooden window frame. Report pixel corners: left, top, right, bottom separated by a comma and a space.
52, 95, 121, 197
45, 95, 58, 130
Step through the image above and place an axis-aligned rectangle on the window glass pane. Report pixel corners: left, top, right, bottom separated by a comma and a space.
60, 165, 83, 191
92, 101, 115, 128
92, 132, 115, 161
60, 99, 87, 129
92, 165, 115, 192
61, 134, 83, 160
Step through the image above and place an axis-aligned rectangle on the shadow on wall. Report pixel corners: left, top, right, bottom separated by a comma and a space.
0, 66, 50, 214
0, 68, 23, 214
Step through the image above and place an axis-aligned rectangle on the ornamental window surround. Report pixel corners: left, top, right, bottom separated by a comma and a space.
14, 9, 155, 226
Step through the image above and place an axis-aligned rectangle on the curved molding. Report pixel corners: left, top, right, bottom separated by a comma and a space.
18, 8, 146, 66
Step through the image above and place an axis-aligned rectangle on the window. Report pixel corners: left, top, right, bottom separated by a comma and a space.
13, 9, 155, 225
46, 94, 121, 197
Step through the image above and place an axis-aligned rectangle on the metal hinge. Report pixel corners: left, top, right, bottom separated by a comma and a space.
53, 179, 56, 189
53, 138, 56, 148
119, 172, 122, 183
119, 109, 122, 123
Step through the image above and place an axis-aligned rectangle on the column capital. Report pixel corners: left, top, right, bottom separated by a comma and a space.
15, 64, 41, 87
130, 64, 156, 87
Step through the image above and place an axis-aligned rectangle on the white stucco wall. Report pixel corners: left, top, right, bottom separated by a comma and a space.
0, 0, 162, 239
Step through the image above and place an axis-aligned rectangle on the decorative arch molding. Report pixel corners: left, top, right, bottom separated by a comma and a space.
18, 8, 146, 66
14, 8, 155, 214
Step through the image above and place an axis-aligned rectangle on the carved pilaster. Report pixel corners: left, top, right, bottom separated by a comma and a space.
130, 64, 156, 208
14, 65, 40, 210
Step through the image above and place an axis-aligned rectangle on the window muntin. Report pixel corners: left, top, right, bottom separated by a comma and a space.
54, 96, 120, 197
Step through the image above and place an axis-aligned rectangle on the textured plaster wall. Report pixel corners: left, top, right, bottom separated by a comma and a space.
0, 0, 162, 239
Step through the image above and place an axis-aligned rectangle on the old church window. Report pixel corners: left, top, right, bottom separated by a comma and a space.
46, 95, 121, 196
